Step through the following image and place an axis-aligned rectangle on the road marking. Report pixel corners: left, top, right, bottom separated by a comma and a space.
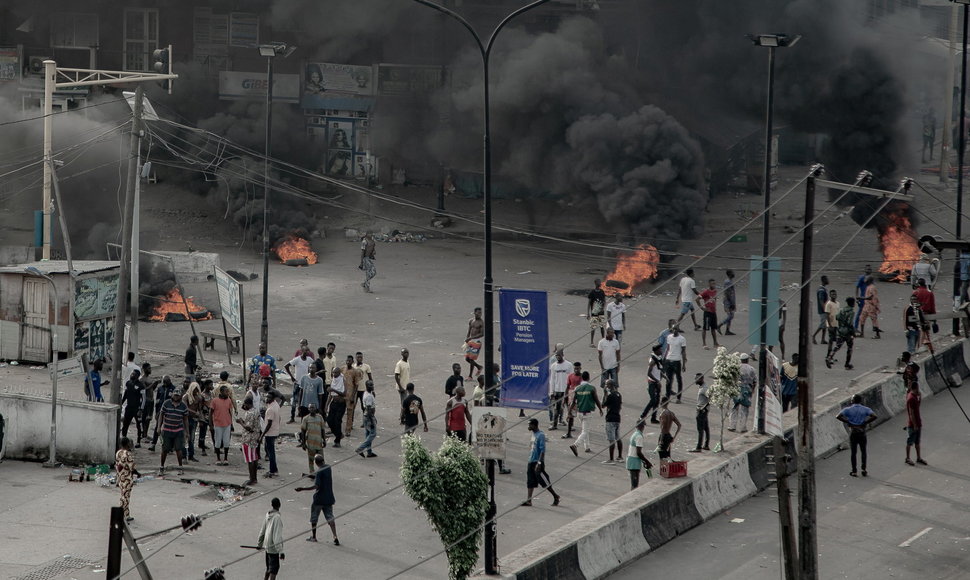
899, 527, 933, 547
816, 387, 838, 400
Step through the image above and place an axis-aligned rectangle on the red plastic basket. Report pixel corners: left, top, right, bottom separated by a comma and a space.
660, 460, 688, 478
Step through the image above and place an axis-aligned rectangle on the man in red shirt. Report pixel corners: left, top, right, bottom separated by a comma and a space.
561, 362, 584, 440
912, 278, 937, 342
209, 384, 235, 465
445, 386, 472, 442
904, 377, 927, 466
697, 278, 720, 350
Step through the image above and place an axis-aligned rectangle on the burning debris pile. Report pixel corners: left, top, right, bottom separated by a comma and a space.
273, 231, 318, 266
877, 206, 921, 282
147, 288, 213, 322
139, 260, 212, 322
602, 244, 660, 295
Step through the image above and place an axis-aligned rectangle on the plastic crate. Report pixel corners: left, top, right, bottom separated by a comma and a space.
660, 460, 688, 478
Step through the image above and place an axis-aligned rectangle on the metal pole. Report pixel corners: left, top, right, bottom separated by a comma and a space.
106, 506, 124, 578
130, 139, 141, 354
757, 46, 776, 434
954, 3, 968, 336
42, 60, 55, 260
110, 86, 143, 414
774, 435, 798, 579
260, 55, 273, 350
48, 281, 59, 466
943, 4, 958, 184
482, 50, 498, 575
797, 172, 820, 579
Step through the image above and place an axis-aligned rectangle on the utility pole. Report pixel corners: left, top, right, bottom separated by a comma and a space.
943, 4, 959, 185
773, 435, 798, 580
130, 133, 142, 354
109, 86, 143, 409
796, 166, 822, 580
953, 0, 969, 336
42, 61, 55, 260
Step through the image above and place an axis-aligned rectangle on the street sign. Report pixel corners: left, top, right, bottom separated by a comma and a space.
213, 267, 243, 332
472, 407, 507, 460
50, 354, 85, 381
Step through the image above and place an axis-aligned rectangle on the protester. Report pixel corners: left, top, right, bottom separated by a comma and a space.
148, 376, 176, 452
394, 348, 411, 424
657, 396, 681, 461
602, 380, 623, 464
826, 297, 856, 370
184, 335, 200, 383
445, 363, 464, 398
640, 344, 664, 424
445, 386, 472, 441
521, 418, 561, 507
85, 359, 107, 402
698, 278, 720, 349
295, 455, 340, 545
256, 497, 284, 580
158, 389, 188, 476
904, 295, 925, 354
597, 327, 621, 389
356, 381, 378, 458
812, 275, 830, 345
853, 265, 872, 331
360, 231, 377, 292
300, 404, 327, 472
569, 371, 602, 456
626, 421, 653, 489
342, 356, 364, 436
139, 363, 158, 443
663, 326, 688, 402
548, 351, 571, 429
120, 369, 145, 443
718, 269, 737, 335
250, 343, 277, 389
781, 354, 799, 412
465, 307, 484, 378
402, 383, 428, 435
285, 346, 315, 423
904, 371, 927, 467
261, 392, 282, 478
237, 397, 261, 485
327, 368, 347, 447
836, 394, 877, 477
728, 354, 755, 432
115, 436, 140, 522
606, 294, 627, 343
675, 268, 702, 331
858, 276, 882, 338
298, 367, 325, 437
210, 384, 235, 465
561, 362, 583, 438
689, 373, 710, 452
588, 279, 607, 346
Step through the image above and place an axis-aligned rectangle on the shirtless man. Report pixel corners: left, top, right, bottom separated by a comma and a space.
657, 396, 681, 462
360, 232, 377, 292
465, 308, 484, 379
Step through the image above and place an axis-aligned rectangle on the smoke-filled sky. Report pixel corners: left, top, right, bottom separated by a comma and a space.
0, 0, 940, 255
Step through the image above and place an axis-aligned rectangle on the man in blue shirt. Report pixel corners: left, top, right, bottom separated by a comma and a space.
250, 343, 277, 388
522, 418, 561, 507
836, 394, 877, 477
295, 454, 339, 545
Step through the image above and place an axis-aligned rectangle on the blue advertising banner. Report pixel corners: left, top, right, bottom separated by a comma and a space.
499, 288, 550, 410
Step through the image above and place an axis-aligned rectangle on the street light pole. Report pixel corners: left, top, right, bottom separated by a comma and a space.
406, 1, 550, 573
952, 0, 969, 336
257, 42, 296, 351
747, 33, 800, 434
24, 267, 60, 467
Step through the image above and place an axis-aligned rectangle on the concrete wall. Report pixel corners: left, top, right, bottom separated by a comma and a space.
0, 246, 33, 266
0, 393, 118, 464
151, 251, 220, 283
493, 340, 969, 580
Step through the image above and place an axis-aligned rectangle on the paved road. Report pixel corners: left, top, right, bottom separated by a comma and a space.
610, 380, 970, 580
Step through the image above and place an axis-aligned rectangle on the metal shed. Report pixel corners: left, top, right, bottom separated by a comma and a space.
0, 260, 120, 364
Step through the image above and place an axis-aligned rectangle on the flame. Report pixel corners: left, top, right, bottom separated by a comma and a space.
273, 233, 318, 264
147, 288, 213, 322
602, 244, 659, 293
878, 210, 921, 282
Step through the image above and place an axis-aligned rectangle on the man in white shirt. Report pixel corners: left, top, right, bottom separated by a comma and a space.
606, 294, 628, 343
663, 326, 688, 402
394, 348, 411, 425
548, 349, 572, 430
285, 347, 315, 423
597, 328, 622, 390
675, 268, 702, 331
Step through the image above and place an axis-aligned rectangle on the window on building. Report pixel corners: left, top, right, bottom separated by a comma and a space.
51, 13, 99, 49
123, 8, 158, 71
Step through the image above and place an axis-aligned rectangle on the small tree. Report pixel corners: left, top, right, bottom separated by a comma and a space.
401, 435, 490, 580
708, 347, 741, 452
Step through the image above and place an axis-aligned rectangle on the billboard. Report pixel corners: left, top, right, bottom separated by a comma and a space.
498, 288, 550, 410
213, 267, 243, 332
302, 62, 374, 108
748, 256, 781, 346
218, 71, 300, 103
377, 64, 444, 97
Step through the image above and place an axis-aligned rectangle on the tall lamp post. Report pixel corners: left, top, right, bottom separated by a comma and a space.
953, 0, 968, 336
747, 33, 800, 434
406, 1, 550, 574
24, 266, 61, 468
257, 42, 296, 350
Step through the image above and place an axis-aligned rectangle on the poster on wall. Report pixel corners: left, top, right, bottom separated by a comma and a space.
327, 150, 353, 177
354, 154, 370, 180
328, 119, 354, 150
74, 274, 119, 320
0, 47, 19, 81
301, 63, 374, 108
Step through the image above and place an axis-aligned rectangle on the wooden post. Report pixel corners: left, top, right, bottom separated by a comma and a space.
106, 506, 124, 578
774, 435, 798, 579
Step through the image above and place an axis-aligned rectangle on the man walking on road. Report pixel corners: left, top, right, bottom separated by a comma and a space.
837, 394, 877, 477
465, 307, 484, 378
360, 231, 376, 292
549, 351, 571, 429
812, 276, 830, 345
522, 418, 561, 507
640, 344, 664, 424
905, 377, 927, 467
158, 389, 188, 476
184, 335, 200, 383
402, 383, 429, 435
718, 269, 737, 335
445, 386, 472, 441
689, 373, 710, 452
606, 294, 627, 343
300, 404, 327, 472
588, 279, 607, 346
327, 368, 346, 447
261, 392, 282, 478
395, 348, 411, 424
698, 278, 720, 350
663, 326, 687, 402
826, 297, 856, 370
569, 371, 602, 456
626, 420, 653, 489
237, 397, 261, 485
657, 396, 681, 461
295, 455, 340, 546
561, 362, 583, 439
603, 380, 623, 463
675, 268, 702, 331
256, 497, 284, 580
356, 381, 378, 458
598, 327, 621, 389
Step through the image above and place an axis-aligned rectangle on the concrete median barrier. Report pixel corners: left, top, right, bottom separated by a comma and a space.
492, 340, 968, 580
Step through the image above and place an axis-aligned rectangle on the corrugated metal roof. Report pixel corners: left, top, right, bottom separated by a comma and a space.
0, 260, 120, 275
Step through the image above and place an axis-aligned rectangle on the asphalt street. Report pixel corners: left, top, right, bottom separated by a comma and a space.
610, 378, 970, 580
